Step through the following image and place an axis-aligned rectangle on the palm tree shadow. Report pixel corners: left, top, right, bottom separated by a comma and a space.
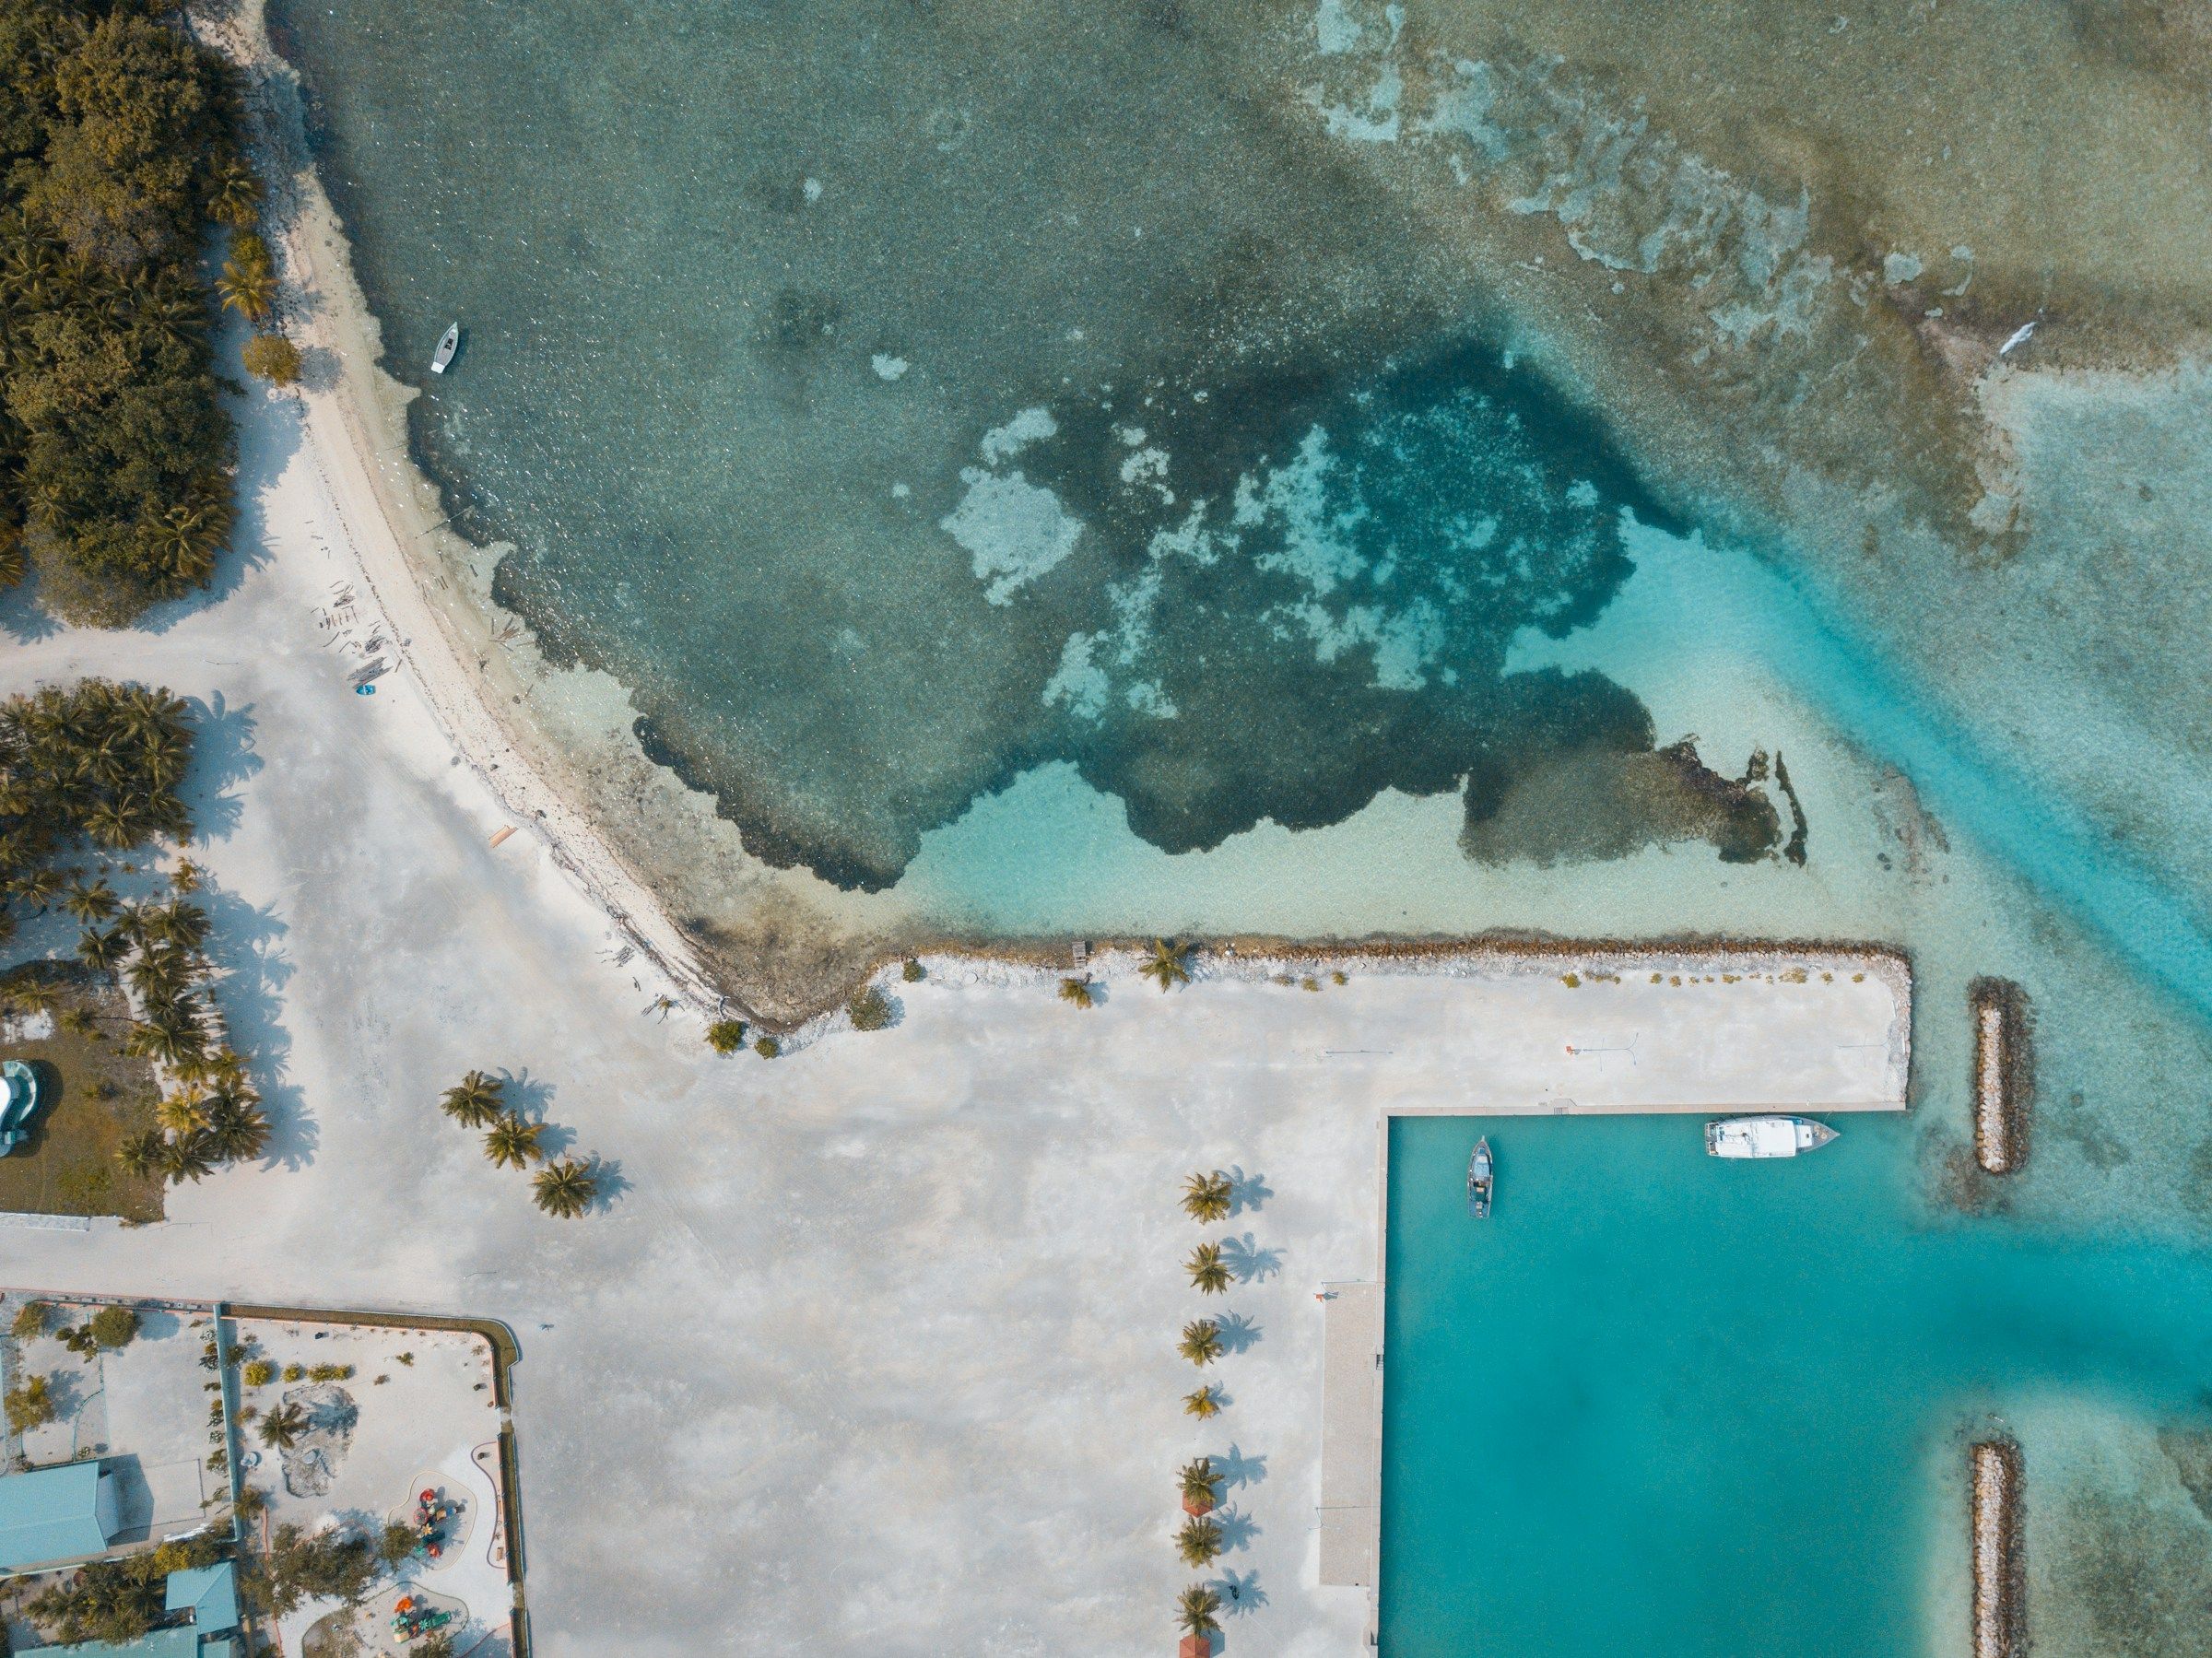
1210, 1569, 1267, 1617
1206, 1443, 1266, 1491
585, 1156, 628, 1214
1221, 1234, 1281, 1284
535, 1122, 578, 1159
197, 882, 309, 1171
181, 694, 263, 846
1212, 1507, 1261, 1552
1225, 1166, 1270, 1217
497, 1070, 557, 1122
1215, 1312, 1261, 1356
0, 572, 62, 643
130, 364, 303, 635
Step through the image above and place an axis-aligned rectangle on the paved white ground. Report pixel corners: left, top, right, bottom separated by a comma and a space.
0, 382, 1909, 1653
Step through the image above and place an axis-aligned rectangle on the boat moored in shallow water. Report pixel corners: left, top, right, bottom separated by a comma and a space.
430, 323, 460, 374
1705, 1115, 1838, 1158
1467, 1136, 1493, 1217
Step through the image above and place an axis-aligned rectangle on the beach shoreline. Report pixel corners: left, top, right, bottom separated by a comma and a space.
202, 0, 747, 1014
193, 3, 1936, 1036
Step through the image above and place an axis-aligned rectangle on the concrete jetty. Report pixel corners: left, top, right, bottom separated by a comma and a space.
1970, 980, 2030, 1174
1971, 1438, 2024, 1658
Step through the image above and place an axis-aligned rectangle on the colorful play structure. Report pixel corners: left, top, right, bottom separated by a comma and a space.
389, 1594, 455, 1642
406, 1487, 464, 1564
0, 1059, 41, 1155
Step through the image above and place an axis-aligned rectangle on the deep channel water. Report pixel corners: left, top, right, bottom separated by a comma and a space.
1382, 1114, 2212, 1655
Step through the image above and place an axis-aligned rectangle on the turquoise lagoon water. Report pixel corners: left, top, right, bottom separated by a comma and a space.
1382, 1114, 2212, 1655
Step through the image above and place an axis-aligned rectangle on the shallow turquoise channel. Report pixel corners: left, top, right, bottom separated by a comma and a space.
1380, 1114, 2212, 1655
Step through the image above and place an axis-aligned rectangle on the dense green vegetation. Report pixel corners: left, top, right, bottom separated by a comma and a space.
0, 0, 258, 623
27, 1535, 222, 1644
0, 678, 269, 1182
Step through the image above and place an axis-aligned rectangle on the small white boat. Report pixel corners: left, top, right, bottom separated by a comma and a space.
1466, 1136, 1493, 1217
429, 323, 460, 374
1705, 1115, 1838, 1158
1997, 321, 2036, 358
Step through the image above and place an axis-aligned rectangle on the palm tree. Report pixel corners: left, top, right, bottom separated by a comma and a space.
1182, 1385, 1221, 1420
158, 1134, 218, 1185
115, 1130, 166, 1181
76, 925, 125, 975
207, 158, 262, 229
123, 1013, 206, 1070
1177, 1458, 1218, 1507
6, 867, 62, 913
531, 1158, 598, 1218
1140, 937, 1193, 993
1185, 1243, 1231, 1296
61, 876, 117, 924
483, 1114, 544, 1170
216, 252, 276, 321
1057, 975, 1095, 1008
1180, 1170, 1232, 1224
156, 1092, 211, 1137
1174, 1516, 1224, 1568
169, 859, 201, 894
142, 900, 209, 951
141, 499, 229, 584
1178, 1319, 1223, 1368
439, 1070, 505, 1129
1176, 1584, 1223, 1639
257, 1403, 307, 1451
202, 1091, 271, 1163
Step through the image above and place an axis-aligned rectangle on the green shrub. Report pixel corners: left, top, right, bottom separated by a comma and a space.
88, 1304, 138, 1349
705, 1018, 747, 1054
241, 332, 301, 386
754, 1035, 781, 1059
900, 958, 925, 982
282, 1363, 304, 1382
847, 987, 890, 1031
5, 1373, 56, 1433
11, 1300, 49, 1339
307, 1363, 353, 1382
242, 1360, 275, 1388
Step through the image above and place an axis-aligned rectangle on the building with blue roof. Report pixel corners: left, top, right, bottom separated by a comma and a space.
0, 1462, 120, 1570
18, 1630, 212, 1658
163, 1560, 238, 1635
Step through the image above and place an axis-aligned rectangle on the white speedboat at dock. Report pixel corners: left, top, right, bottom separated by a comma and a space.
1705, 1115, 1837, 1158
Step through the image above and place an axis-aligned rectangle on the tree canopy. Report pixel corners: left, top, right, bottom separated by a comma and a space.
0, 0, 253, 624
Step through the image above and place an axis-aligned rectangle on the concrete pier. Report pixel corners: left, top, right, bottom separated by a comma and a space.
1971, 1438, 2024, 1658
1970, 980, 2030, 1174
1317, 1282, 1382, 1590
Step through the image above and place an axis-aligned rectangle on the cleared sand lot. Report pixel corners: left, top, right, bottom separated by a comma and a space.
0, 385, 1909, 1652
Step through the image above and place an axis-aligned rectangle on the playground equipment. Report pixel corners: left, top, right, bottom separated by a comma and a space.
0, 1060, 42, 1153
407, 1487, 464, 1562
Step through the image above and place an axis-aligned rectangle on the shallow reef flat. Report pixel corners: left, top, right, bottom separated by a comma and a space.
258, 0, 2212, 1031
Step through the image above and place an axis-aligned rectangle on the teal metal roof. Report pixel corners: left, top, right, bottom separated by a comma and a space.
163, 1562, 238, 1634
0, 1463, 111, 1569
18, 1629, 204, 1657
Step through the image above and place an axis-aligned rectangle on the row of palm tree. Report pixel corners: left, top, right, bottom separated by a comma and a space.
439, 1070, 600, 1218
1171, 1153, 1244, 1650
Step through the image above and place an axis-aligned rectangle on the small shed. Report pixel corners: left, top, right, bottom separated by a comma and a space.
0, 1461, 120, 1570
